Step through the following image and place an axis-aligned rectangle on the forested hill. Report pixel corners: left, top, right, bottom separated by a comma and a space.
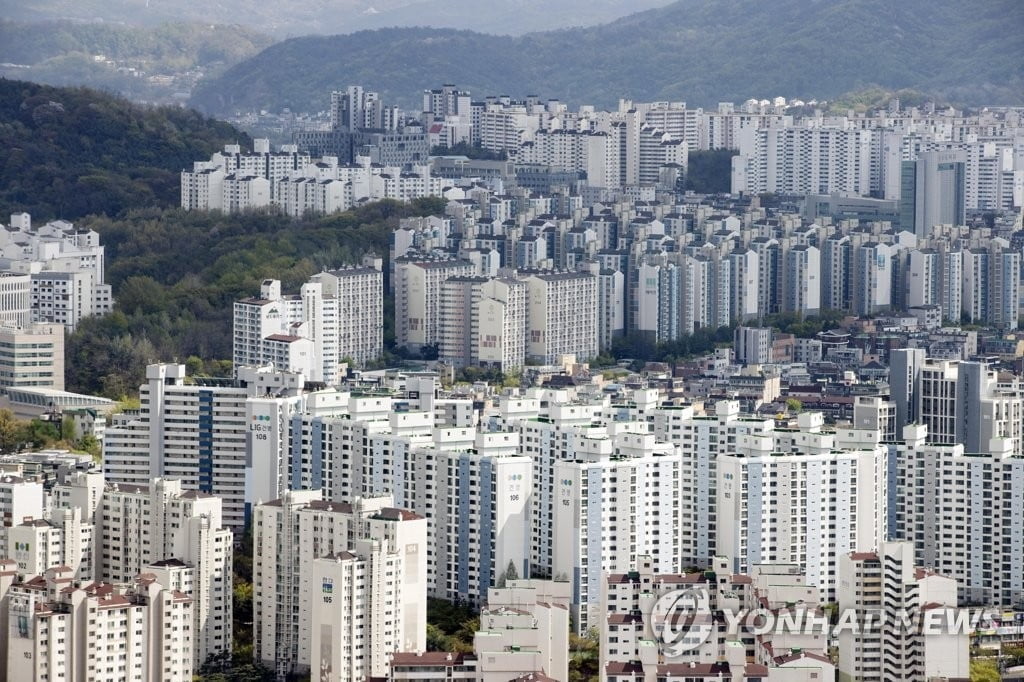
190, 0, 1024, 116
0, 21, 273, 103
0, 20, 272, 71
0, 79, 249, 220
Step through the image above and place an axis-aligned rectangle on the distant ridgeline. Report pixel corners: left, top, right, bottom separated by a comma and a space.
190, 0, 1024, 115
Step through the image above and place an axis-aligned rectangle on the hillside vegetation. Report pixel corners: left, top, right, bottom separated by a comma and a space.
70, 199, 445, 397
190, 0, 1024, 115
0, 78, 249, 220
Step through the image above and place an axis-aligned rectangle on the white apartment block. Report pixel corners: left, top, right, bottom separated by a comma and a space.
525, 271, 598, 364
183, 141, 444, 216
309, 538, 420, 682
0, 214, 112, 332
395, 257, 475, 352
181, 140, 309, 211
475, 580, 570, 682
0, 322, 64, 392
7, 505, 94, 582
717, 417, 887, 602
0, 271, 30, 327
221, 173, 271, 211
704, 101, 793, 149
2, 565, 194, 682
234, 277, 338, 382
637, 124, 687, 188
51, 477, 236, 667
479, 106, 540, 154
908, 358, 1024, 458
351, 423, 531, 605
431, 446, 532, 605
641, 101, 703, 151
516, 403, 607, 577
733, 126, 874, 196
235, 264, 382, 375
253, 491, 427, 679
517, 129, 623, 189
784, 244, 821, 316
389, 579, 569, 682
838, 541, 969, 682
102, 363, 306, 530
553, 439, 682, 633
651, 401, 775, 567
733, 326, 772, 365
275, 159, 443, 218
0, 474, 44, 550
894, 425, 1024, 608
439, 276, 527, 370
7, 518, 61, 577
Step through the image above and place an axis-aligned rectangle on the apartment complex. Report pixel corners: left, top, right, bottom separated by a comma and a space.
234, 263, 383, 376
600, 556, 833, 680
893, 425, 1024, 608
182, 140, 442, 216
0, 214, 113, 332
252, 491, 427, 680
2, 566, 194, 682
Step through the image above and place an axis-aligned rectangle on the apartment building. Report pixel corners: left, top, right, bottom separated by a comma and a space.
439, 275, 527, 370
395, 256, 476, 353
0, 271, 30, 327
2, 565, 194, 682
524, 271, 598, 364
0, 215, 113, 332
894, 425, 1024, 608
717, 416, 887, 601
552, 435, 682, 633
391, 579, 569, 682
0, 322, 64, 392
838, 541, 969, 682
252, 491, 427, 679
600, 556, 832, 680
0, 474, 44, 550
47, 477, 236, 667
102, 363, 306, 530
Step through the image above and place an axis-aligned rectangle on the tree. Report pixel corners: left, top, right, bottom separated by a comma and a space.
569, 627, 600, 682
60, 416, 77, 442
0, 409, 23, 453
195, 651, 275, 681
1004, 645, 1024, 667
969, 659, 1000, 682
683, 149, 738, 194
497, 559, 520, 587
785, 398, 803, 413
430, 142, 506, 160
77, 433, 101, 461
25, 419, 60, 449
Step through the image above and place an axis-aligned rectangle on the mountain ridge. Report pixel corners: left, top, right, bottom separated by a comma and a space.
0, 0, 674, 38
189, 0, 1024, 116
